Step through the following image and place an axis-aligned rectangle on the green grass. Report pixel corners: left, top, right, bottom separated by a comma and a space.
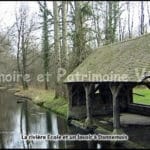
43, 97, 68, 118
15, 87, 68, 118
133, 88, 150, 105
14, 86, 150, 118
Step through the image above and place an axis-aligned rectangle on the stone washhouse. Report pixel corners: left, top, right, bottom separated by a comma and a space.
64, 33, 150, 138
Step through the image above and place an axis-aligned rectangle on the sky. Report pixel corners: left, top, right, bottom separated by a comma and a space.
0, 1, 53, 29
0, 1, 39, 28
0, 1, 150, 40
0, 1, 54, 52
0, 1, 150, 57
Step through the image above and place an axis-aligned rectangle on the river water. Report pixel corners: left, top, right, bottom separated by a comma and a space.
0, 90, 100, 149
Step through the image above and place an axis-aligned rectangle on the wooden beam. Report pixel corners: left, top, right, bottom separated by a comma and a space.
67, 84, 72, 108
67, 84, 73, 122
109, 83, 123, 130
84, 83, 93, 126
133, 93, 145, 97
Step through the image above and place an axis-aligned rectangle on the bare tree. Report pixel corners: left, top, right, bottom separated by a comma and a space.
15, 5, 37, 90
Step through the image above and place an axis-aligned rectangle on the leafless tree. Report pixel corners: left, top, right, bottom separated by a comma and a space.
15, 5, 37, 90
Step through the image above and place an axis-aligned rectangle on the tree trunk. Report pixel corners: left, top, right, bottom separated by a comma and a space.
112, 2, 119, 42
61, 1, 67, 69
74, 1, 81, 67
15, 6, 34, 90
146, 2, 150, 26
53, 1, 60, 99
21, 20, 28, 90
59, 1, 68, 98
127, 2, 132, 38
17, 28, 24, 87
141, 1, 144, 35
43, 1, 49, 90
105, 1, 113, 44
105, 1, 120, 44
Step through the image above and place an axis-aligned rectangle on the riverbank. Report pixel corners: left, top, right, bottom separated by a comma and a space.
3, 86, 150, 149
14, 87, 68, 118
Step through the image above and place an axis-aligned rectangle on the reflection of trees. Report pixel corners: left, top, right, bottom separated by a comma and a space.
24, 100, 29, 148
0, 91, 20, 129
0, 91, 92, 149
0, 91, 20, 148
57, 116, 68, 149
0, 133, 4, 148
46, 111, 52, 148
22, 100, 50, 148
20, 99, 30, 148
20, 99, 26, 148
51, 113, 59, 149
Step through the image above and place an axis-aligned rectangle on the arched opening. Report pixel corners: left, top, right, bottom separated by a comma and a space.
133, 84, 150, 106
91, 83, 113, 116
72, 84, 86, 106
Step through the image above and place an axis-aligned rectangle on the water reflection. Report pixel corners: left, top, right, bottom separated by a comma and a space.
0, 90, 98, 149
0, 90, 22, 148
51, 113, 59, 149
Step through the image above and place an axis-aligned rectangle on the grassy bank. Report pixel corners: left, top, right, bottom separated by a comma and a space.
14, 87, 150, 119
15, 87, 68, 118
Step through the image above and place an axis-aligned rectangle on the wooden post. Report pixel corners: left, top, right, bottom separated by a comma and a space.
84, 84, 93, 126
67, 84, 73, 123
109, 83, 123, 133
113, 92, 120, 129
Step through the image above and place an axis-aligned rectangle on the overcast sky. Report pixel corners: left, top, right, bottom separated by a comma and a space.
0, 1, 54, 29
0, 1, 150, 37
0, 1, 38, 27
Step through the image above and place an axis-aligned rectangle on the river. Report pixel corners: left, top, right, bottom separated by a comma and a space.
0, 90, 101, 149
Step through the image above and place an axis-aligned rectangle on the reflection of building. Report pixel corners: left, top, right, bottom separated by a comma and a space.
64, 34, 150, 148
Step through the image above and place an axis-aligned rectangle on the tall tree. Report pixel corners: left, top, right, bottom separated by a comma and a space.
140, 1, 144, 35
59, 1, 68, 98
91, 1, 104, 47
118, 17, 126, 41
127, 1, 132, 38
39, 1, 50, 90
74, 1, 82, 67
105, 1, 120, 44
21, 16, 28, 90
72, 1, 92, 68
53, 1, 60, 99
15, 5, 37, 90
146, 1, 150, 26
15, 6, 28, 90
61, 1, 67, 69
105, 1, 113, 44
